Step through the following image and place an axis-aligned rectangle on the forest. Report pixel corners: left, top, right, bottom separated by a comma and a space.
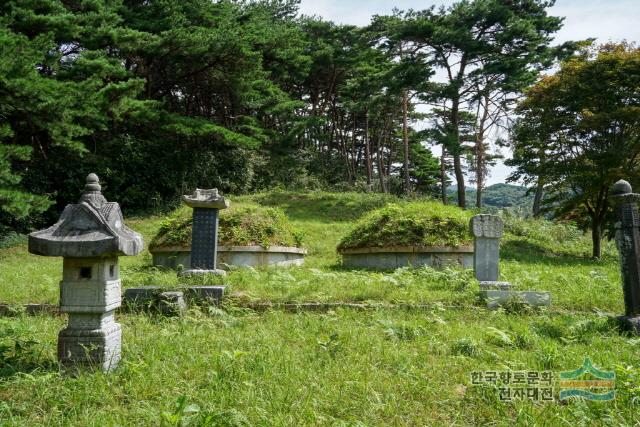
1, 0, 639, 258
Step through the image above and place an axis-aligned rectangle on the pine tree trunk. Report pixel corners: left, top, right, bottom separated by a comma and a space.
475, 95, 489, 209
476, 143, 483, 208
453, 154, 466, 208
351, 112, 357, 182
441, 147, 448, 205
451, 97, 466, 208
376, 128, 387, 193
377, 150, 387, 193
364, 110, 372, 187
402, 89, 410, 194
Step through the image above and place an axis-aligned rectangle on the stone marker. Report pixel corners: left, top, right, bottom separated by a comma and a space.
470, 214, 504, 283
481, 290, 551, 310
122, 285, 225, 313
158, 291, 187, 316
478, 281, 512, 291
610, 179, 640, 334
122, 286, 162, 309
469, 214, 551, 309
186, 286, 225, 305
180, 188, 229, 276
29, 174, 143, 371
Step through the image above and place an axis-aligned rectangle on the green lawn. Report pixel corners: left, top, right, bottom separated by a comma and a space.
1, 191, 638, 426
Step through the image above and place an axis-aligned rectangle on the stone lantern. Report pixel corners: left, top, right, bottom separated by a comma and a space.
28, 173, 143, 371
180, 188, 229, 276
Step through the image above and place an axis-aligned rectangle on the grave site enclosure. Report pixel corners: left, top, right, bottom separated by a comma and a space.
1, 0, 639, 425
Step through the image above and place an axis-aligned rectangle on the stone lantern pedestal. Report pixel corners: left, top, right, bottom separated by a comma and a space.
180, 188, 229, 276
28, 174, 143, 371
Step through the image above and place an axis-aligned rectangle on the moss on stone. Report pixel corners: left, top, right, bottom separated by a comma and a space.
149, 204, 304, 250
337, 201, 473, 251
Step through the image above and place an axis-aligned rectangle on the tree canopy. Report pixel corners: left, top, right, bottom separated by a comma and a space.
507, 42, 640, 258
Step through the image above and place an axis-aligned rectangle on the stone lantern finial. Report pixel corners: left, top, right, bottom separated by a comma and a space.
85, 173, 101, 191
80, 173, 107, 208
612, 179, 632, 196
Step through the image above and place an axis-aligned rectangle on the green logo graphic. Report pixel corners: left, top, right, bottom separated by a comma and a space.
559, 358, 615, 401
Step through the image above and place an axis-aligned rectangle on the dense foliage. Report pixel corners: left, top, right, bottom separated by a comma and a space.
149, 204, 303, 249
337, 201, 473, 250
0, 0, 571, 234
507, 43, 640, 257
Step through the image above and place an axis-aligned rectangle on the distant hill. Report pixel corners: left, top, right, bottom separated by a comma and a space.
447, 183, 534, 210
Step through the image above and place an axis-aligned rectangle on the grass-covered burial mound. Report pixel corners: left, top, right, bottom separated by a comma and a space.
337, 201, 474, 269
149, 204, 305, 269
150, 204, 303, 250
338, 201, 473, 250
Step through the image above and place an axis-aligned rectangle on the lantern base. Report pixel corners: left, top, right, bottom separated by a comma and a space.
58, 320, 121, 372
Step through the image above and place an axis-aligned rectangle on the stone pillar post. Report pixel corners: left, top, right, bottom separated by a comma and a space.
470, 214, 504, 283
610, 179, 640, 333
29, 174, 143, 371
181, 188, 229, 276
58, 257, 122, 371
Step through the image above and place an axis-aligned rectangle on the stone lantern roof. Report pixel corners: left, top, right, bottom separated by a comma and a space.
28, 174, 143, 258
182, 188, 229, 209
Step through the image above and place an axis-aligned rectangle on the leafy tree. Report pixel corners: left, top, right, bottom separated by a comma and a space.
508, 43, 640, 258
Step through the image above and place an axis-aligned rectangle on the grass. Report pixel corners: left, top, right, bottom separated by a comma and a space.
0, 190, 637, 426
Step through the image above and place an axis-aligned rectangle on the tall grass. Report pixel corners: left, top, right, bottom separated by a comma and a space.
0, 190, 634, 426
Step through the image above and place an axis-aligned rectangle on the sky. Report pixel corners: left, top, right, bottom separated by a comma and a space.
298, 0, 640, 185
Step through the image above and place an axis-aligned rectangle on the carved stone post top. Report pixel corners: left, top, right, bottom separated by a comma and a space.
182, 188, 229, 209
610, 179, 640, 205
470, 214, 504, 238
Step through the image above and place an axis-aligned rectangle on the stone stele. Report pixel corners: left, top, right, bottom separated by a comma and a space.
180, 188, 229, 276
470, 214, 504, 282
29, 173, 143, 371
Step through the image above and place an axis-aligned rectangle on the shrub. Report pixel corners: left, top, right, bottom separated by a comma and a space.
149, 203, 303, 250
502, 214, 582, 244
337, 201, 473, 250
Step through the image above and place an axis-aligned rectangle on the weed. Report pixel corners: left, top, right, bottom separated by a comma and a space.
451, 338, 480, 357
